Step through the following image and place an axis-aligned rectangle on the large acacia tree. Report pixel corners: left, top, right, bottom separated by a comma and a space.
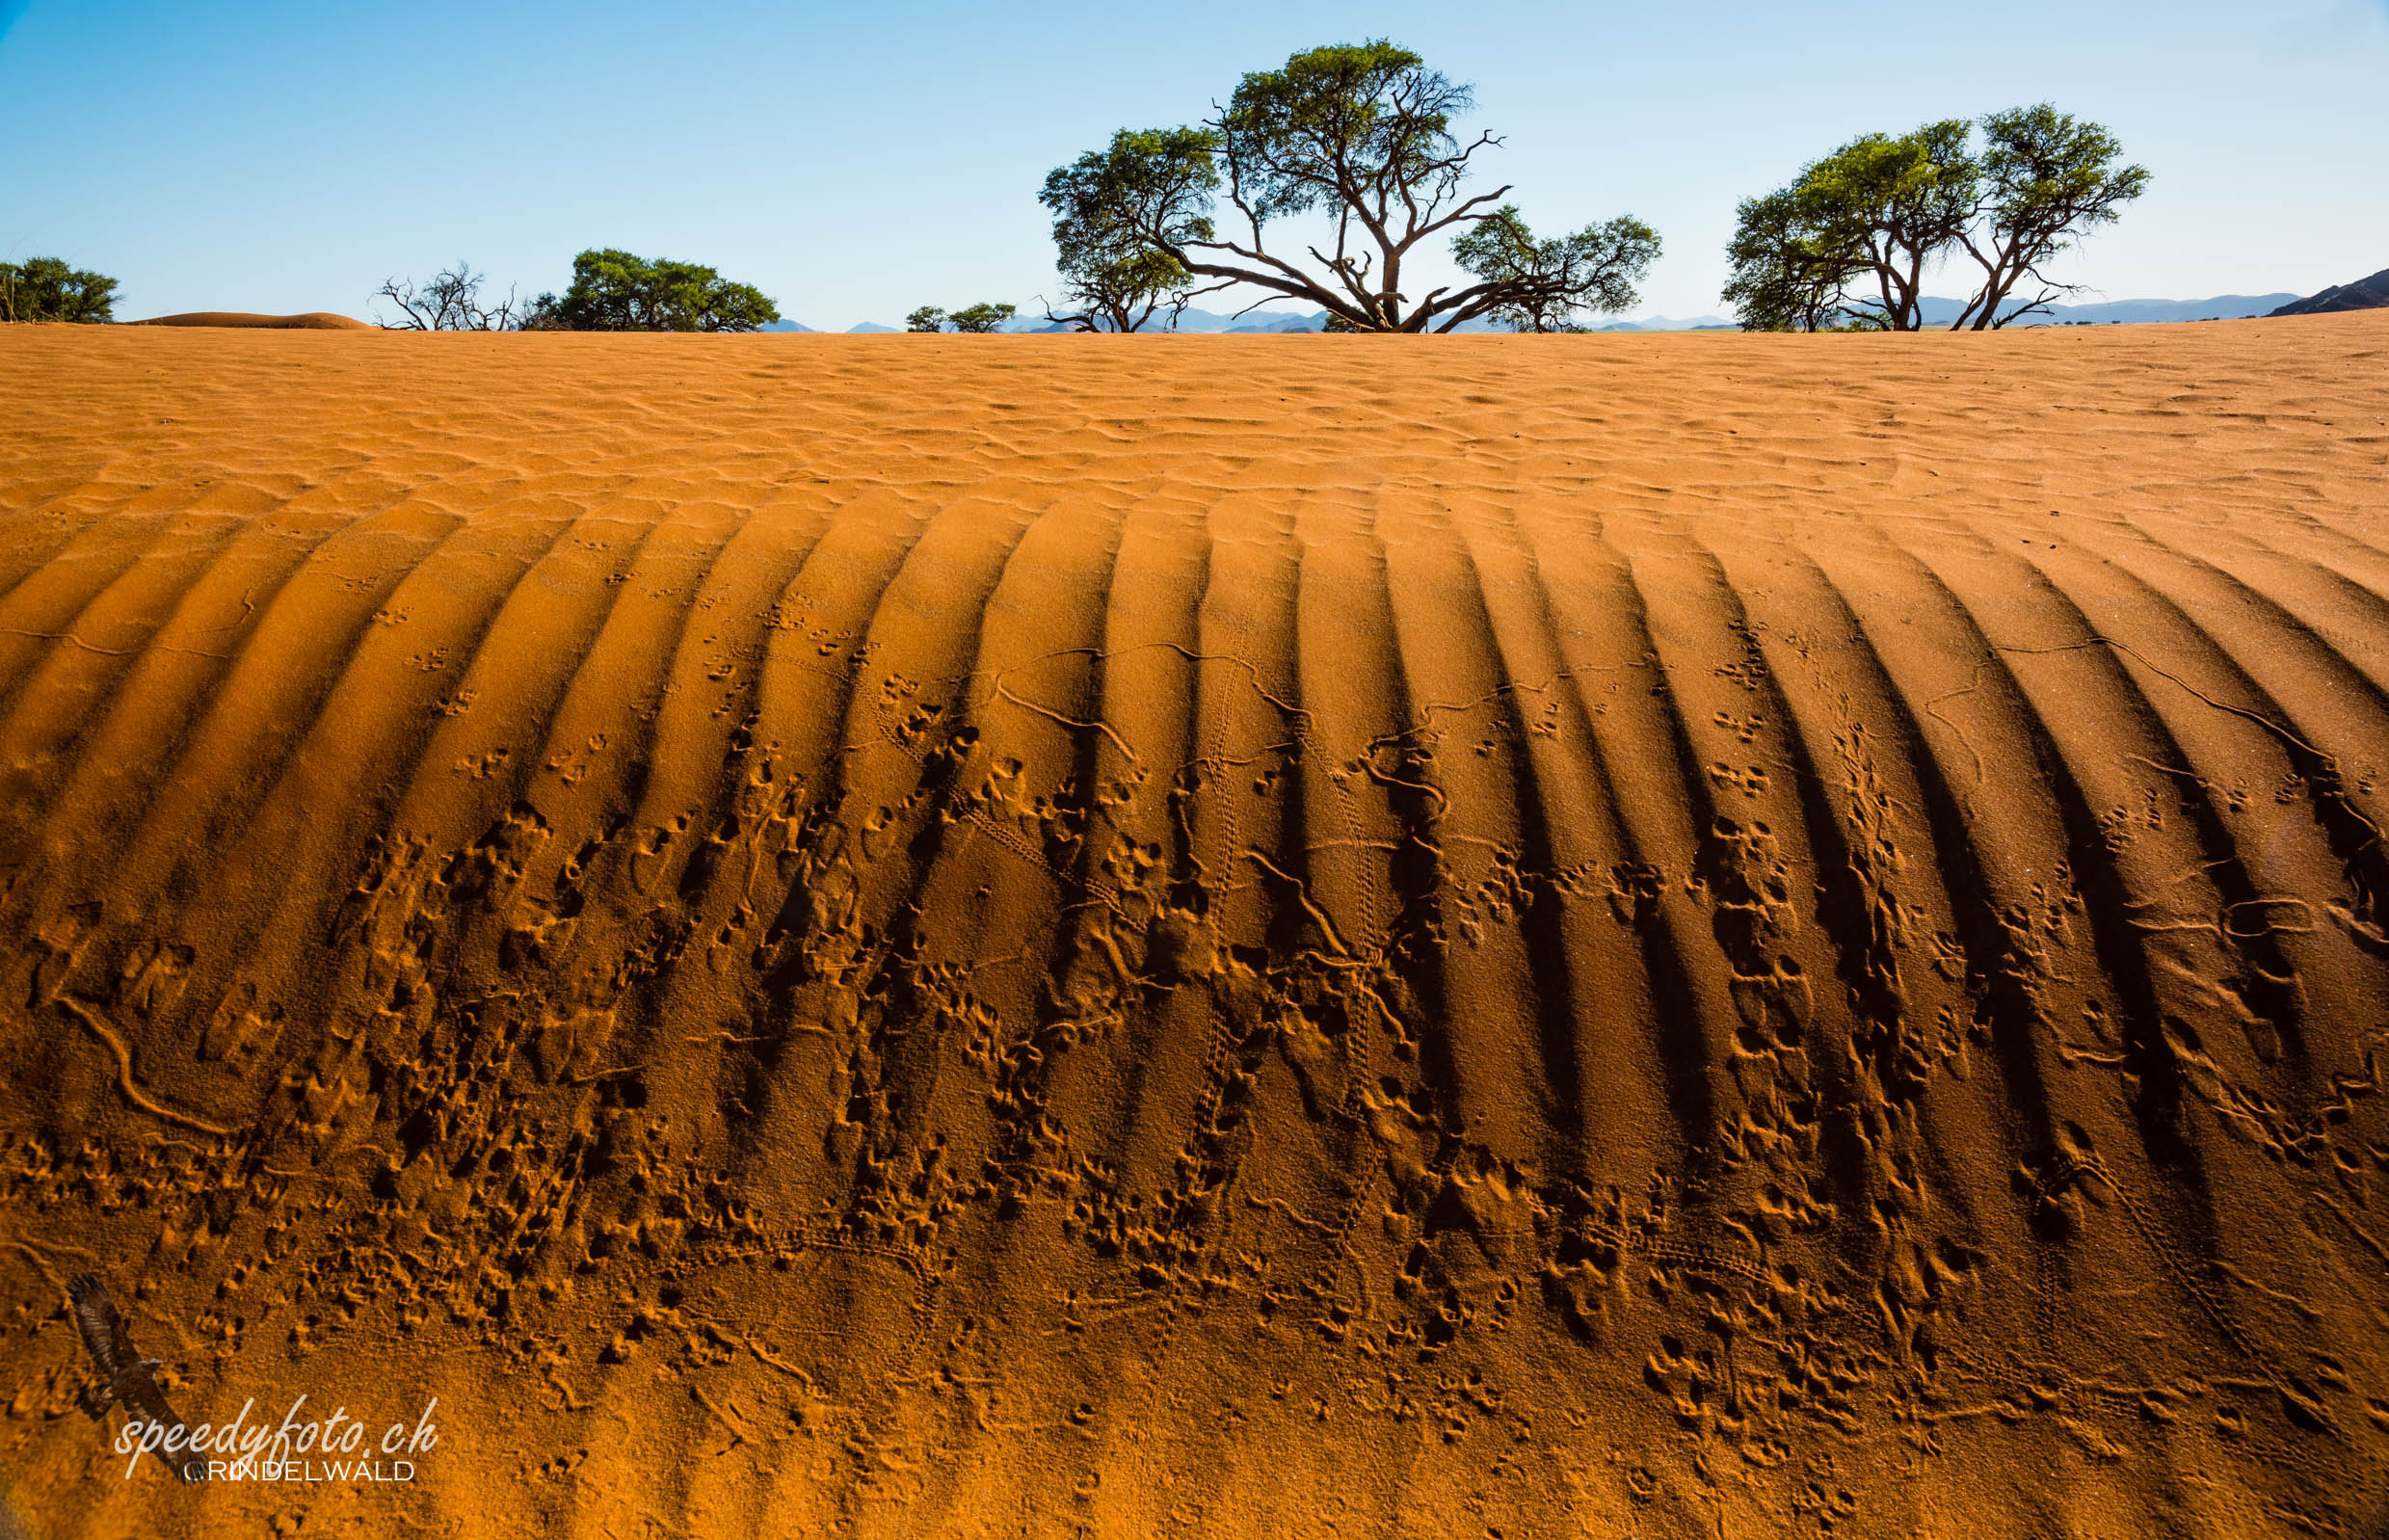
1724, 105, 2148, 332
522, 249, 779, 332
1042, 41, 1659, 333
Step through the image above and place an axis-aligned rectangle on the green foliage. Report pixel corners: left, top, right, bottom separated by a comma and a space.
0, 257, 119, 323
1450, 205, 1660, 332
1039, 129, 1218, 331
946, 303, 1017, 333
523, 249, 778, 332
906, 304, 1016, 333
1723, 106, 2148, 332
1721, 188, 1866, 332
1956, 105, 2150, 329
1797, 121, 1977, 331
1048, 248, 1194, 332
1043, 41, 1656, 333
1219, 40, 1464, 227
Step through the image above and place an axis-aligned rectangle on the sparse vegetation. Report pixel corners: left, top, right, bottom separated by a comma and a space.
1724, 105, 2149, 332
0, 257, 119, 323
1043, 41, 1659, 333
521, 249, 778, 332
949, 303, 1016, 333
373, 262, 521, 331
906, 304, 1017, 333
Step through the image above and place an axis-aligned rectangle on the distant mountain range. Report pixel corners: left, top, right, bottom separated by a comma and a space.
760, 289, 2327, 335
1593, 314, 1735, 332
2270, 268, 2389, 316
1602, 293, 2302, 330
757, 319, 893, 333
761, 309, 1318, 334
1010, 306, 1324, 333
1918, 293, 2297, 326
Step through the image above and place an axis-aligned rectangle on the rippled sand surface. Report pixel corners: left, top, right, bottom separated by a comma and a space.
4, 318, 2388, 1536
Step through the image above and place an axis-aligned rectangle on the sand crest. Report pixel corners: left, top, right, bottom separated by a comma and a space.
2, 317, 2387, 1535
131, 311, 371, 330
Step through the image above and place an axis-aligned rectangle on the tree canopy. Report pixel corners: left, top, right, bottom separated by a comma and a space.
0, 257, 118, 324
523, 249, 778, 332
1953, 106, 2152, 330
906, 304, 1017, 333
1451, 207, 1661, 332
948, 303, 1017, 333
1041, 41, 1658, 333
1719, 189, 1859, 333
1039, 132, 1221, 332
1723, 106, 2148, 332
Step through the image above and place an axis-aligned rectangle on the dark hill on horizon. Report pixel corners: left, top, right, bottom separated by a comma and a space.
2270, 268, 2389, 316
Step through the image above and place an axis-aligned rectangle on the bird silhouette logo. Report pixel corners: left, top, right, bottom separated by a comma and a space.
68, 1273, 206, 1482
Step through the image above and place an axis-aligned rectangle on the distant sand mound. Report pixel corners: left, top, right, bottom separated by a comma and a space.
2, 319, 2388, 1536
132, 310, 372, 330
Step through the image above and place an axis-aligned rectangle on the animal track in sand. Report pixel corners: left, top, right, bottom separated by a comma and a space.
3, 318, 2389, 1536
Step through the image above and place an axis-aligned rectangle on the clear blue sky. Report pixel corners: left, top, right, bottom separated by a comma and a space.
3, 0, 2384, 327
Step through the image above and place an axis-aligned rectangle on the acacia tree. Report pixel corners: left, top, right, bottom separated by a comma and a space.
905, 304, 1016, 332
0, 257, 119, 323
1044, 41, 1659, 333
374, 262, 520, 330
1950, 106, 2151, 330
1039, 135, 1225, 331
1040, 128, 1223, 331
1724, 106, 2148, 332
949, 303, 1016, 332
521, 249, 778, 332
1720, 189, 1867, 333
1799, 122, 1978, 332
1450, 206, 1660, 332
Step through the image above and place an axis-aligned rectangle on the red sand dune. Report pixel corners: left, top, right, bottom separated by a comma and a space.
132, 312, 371, 330
2, 318, 2388, 1535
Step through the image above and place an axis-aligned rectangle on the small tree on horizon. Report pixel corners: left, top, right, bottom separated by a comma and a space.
0, 257, 119, 324
522, 249, 779, 332
1723, 106, 2148, 332
948, 303, 1016, 332
374, 262, 520, 331
1042, 41, 1659, 333
906, 304, 1016, 332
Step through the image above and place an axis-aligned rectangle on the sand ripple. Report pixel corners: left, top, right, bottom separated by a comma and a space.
3, 320, 2388, 1534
